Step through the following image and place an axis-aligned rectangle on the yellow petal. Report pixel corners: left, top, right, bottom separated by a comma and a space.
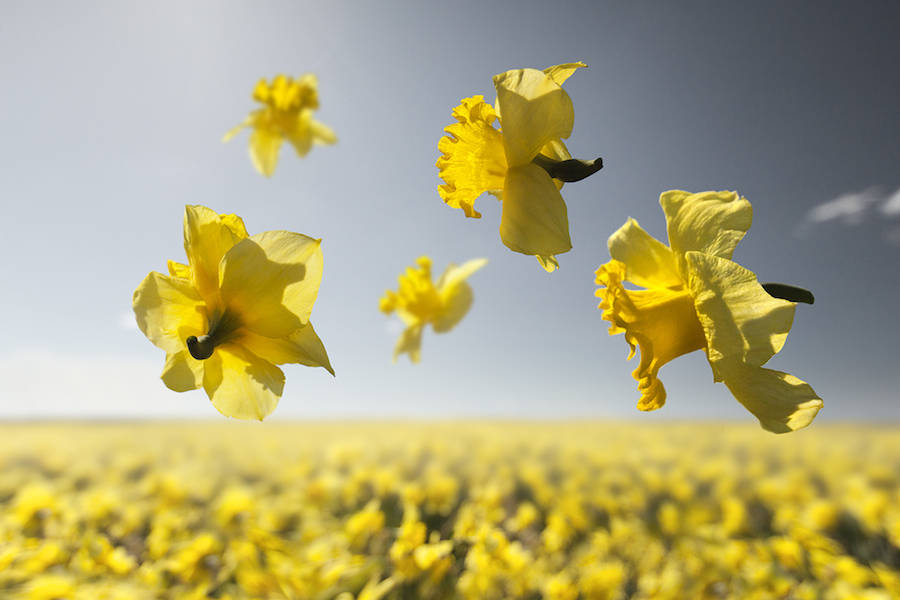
499, 163, 571, 258
183, 205, 245, 305
595, 260, 706, 411
222, 119, 249, 143
167, 260, 191, 279
660, 190, 752, 278
286, 110, 314, 157
311, 120, 337, 145
433, 258, 487, 332
133, 272, 208, 355
542, 62, 587, 87
239, 322, 334, 375
493, 68, 575, 166
686, 252, 794, 378
536, 255, 559, 272
394, 324, 424, 363
720, 361, 823, 433
436, 96, 507, 219
607, 218, 683, 289
219, 231, 323, 338
202, 344, 284, 420
249, 127, 283, 177
160, 351, 203, 392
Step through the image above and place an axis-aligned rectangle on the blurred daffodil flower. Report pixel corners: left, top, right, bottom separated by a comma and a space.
224, 74, 336, 177
436, 63, 601, 272
380, 256, 487, 363
133, 205, 333, 420
595, 190, 822, 433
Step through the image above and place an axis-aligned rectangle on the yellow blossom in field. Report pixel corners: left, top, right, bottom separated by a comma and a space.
133, 205, 333, 420
380, 255, 487, 362
224, 74, 336, 176
595, 190, 823, 433
437, 62, 601, 271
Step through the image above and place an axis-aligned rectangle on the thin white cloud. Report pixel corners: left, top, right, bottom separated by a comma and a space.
0, 349, 210, 419
805, 186, 883, 226
800, 186, 900, 241
880, 187, 900, 217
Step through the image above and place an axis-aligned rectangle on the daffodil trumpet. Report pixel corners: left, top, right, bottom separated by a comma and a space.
532, 154, 603, 182
761, 282, 815, 305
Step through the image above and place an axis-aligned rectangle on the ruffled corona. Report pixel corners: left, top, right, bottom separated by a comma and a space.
436, 96, 507, 218
595, 260, 706, 411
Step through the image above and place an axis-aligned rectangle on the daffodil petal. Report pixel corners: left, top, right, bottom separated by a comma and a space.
160, 351, 203, 392
661, 190, 753, 278
607, 218, 682, 290
167, 260, 191, 279
542, 62, 587, 86
311, 120, 337, 145
436, 257, 488, 291
239, 322, 334, 375
202, 344, 284, 420
133, 272, 208, 355
493, 68, 575, 165
686, 252, 795, 378
720, 362, 823, 433
500, 163, 571, 258
222, 120, 249, 143
432, 258, 486, 332
394, 325, 424, 363
219, 231, 323, 338
249, 127, 283, 177
183, 205, 245, 305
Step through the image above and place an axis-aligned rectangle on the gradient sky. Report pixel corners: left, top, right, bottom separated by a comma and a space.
1, 1, 898, 422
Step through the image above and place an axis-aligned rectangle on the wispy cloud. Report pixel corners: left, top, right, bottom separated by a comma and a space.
799, 185, 900, 243
0, 349, 209, 419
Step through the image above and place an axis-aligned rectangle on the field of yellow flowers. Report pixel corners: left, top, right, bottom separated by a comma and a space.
1, 422, 898, 599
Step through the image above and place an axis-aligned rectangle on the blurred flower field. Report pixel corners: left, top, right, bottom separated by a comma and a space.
1, 423, 899, 599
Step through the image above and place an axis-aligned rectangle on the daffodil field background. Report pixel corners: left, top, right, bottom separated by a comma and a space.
2, 423, 900, 599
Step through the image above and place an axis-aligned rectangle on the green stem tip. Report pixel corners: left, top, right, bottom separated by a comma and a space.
533, 154, 604, 182
186, 335, 216, 360
762, 283, 815, 305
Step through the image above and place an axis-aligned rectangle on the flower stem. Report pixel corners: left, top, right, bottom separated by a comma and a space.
532, 154, 603, 182
761, 283, 815, 305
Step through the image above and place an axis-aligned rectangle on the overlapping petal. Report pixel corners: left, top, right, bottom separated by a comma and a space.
249, 128, 284, 178
493, 68, 575, 166
160, 351, 203, 392
202, 344, 285, 420
500, 164, 571, 257
721, 362, 824, 433
240, 323, 334, 376
661, 190, 752, 279
133, 272, 207, 355
394, 324, 425, 364
183, 205, 247, 304
607, 218, 681, 290
686, 252, 794, 377
219, 231, 323, 338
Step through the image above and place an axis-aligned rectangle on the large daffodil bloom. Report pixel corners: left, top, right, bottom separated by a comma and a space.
595, 190, 822, 433
133, 205, 333, 420
437, 63, 595, 272
224, 74, 336, 177
380, 256, 487, 363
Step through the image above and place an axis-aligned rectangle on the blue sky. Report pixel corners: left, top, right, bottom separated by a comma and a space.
1, 1, 898, 421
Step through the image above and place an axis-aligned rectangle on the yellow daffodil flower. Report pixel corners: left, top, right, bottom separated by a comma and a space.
224, 74, 336, 177
595, 190, 822, 433
380, 256, 487, 362
436, 62, 602, 272
133, 205, 333, 420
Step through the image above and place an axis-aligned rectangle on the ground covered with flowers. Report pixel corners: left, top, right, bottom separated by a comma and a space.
1, 423, 899, 599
